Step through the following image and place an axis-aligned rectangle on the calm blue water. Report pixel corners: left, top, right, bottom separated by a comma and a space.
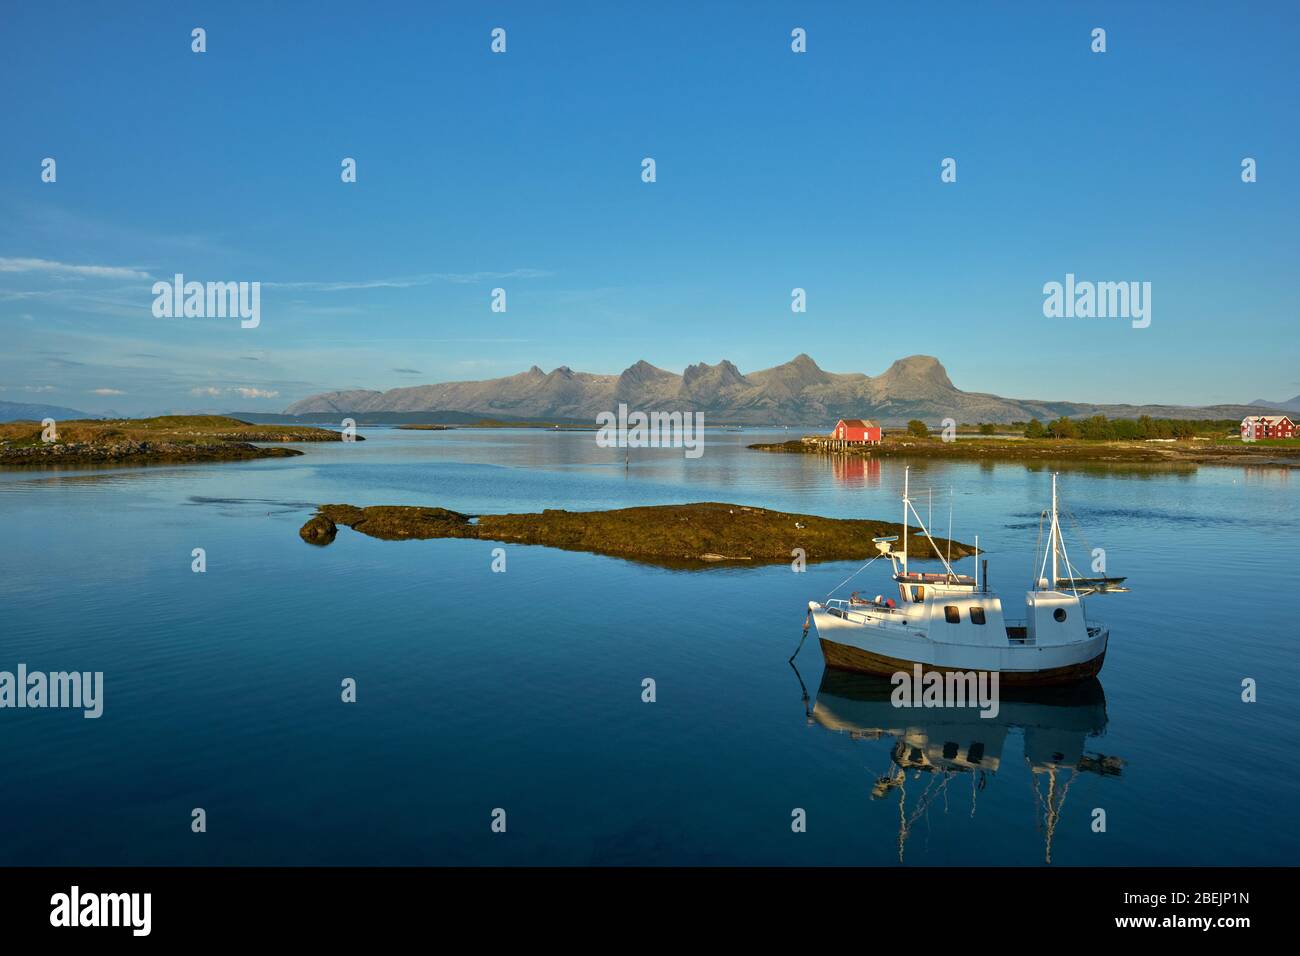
1, 428, 1297, 865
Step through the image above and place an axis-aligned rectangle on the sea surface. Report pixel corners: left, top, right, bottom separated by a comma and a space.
1, 428, 1297, 865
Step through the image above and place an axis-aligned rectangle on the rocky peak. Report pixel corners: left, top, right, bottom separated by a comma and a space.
682, 359, 745, 389
789, 352, 820, 370
618, 359, 671, 384
874, 355, 954, 391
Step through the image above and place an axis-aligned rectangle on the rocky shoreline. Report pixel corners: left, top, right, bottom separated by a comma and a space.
0, 440, 304, 466
0, 415, 357, 468
298, 501, 974, 568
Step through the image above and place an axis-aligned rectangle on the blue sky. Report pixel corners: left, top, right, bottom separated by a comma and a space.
2, 1, 1297, 415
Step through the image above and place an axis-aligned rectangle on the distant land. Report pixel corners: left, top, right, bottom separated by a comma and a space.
285, 354, 1286, 426
229, 410, 590, 426
0, 400, 92, 423
1250, 394, 1300, 413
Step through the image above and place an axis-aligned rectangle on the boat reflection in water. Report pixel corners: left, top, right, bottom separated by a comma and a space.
798, 665, 1125, 863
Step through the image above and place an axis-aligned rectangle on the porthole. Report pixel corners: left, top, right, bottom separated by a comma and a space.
1053, 608, 1067, 622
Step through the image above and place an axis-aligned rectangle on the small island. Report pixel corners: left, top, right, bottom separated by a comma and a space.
0, 415, 359, 467
298, 501, 973, 568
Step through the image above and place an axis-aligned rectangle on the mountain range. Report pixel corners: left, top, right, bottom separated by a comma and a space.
0, 400, 92, 423
1250, 394, 1300, 414
284, 355, 1278, 426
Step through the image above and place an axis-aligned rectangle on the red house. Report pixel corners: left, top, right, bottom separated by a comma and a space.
830, 418, 882, 445
1241, 415, 1296, 441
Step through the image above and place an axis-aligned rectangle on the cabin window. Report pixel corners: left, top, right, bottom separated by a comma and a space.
915, 586, 926, 602
969, 606, 986, 625
942, 742, 959, 760
968, 741, 985, 763
1053, 608, 1067, 622
944, 605, 960, 624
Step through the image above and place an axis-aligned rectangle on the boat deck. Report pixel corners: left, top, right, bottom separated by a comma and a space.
893, 571, 977, 586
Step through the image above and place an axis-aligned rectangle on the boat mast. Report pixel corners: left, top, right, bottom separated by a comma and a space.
946, 490, 953, 578
1050, 473, 1059, 590
902, 467, 909, 575
900, 469, 960, 580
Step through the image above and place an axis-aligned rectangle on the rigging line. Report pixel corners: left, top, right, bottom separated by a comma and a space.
907, 497, 956, 577
909, 486, 957, 509
1056, 511, 1080, 597
1064, 506, 1094, 577
823, 554, 881, 601
1032, 509, 1046, 589
1066, 504, 1092, 549
946, 488, 953, 570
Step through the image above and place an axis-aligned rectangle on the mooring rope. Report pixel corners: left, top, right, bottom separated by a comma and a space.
823, 553, 882, 601
790, 553, 884, 662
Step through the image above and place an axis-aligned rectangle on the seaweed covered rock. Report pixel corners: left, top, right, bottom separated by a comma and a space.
298, 514, 338, 545
299, 501, 972, 568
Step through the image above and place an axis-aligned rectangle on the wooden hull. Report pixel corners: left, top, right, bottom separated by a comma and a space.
818, 637, 1106, 687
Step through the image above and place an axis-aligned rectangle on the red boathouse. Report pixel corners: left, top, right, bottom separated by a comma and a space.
830, 419, 882, 445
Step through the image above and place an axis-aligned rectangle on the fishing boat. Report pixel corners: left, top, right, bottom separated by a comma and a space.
806, 469, 1127, 686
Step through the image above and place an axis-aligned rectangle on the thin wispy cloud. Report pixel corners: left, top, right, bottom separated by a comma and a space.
0, 257, 152, 281
263, 269, 552, 293
189, 385, 279, 399
90, 388, 125, 395
0, 290, 64, 301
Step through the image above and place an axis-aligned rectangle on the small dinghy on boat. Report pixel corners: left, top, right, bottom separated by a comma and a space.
807, 469, 1127, 686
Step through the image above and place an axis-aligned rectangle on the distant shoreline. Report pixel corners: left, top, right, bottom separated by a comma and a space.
749, 436, 1300, 467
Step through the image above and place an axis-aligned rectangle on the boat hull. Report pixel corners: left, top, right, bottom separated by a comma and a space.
818, 637, 1106, 687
